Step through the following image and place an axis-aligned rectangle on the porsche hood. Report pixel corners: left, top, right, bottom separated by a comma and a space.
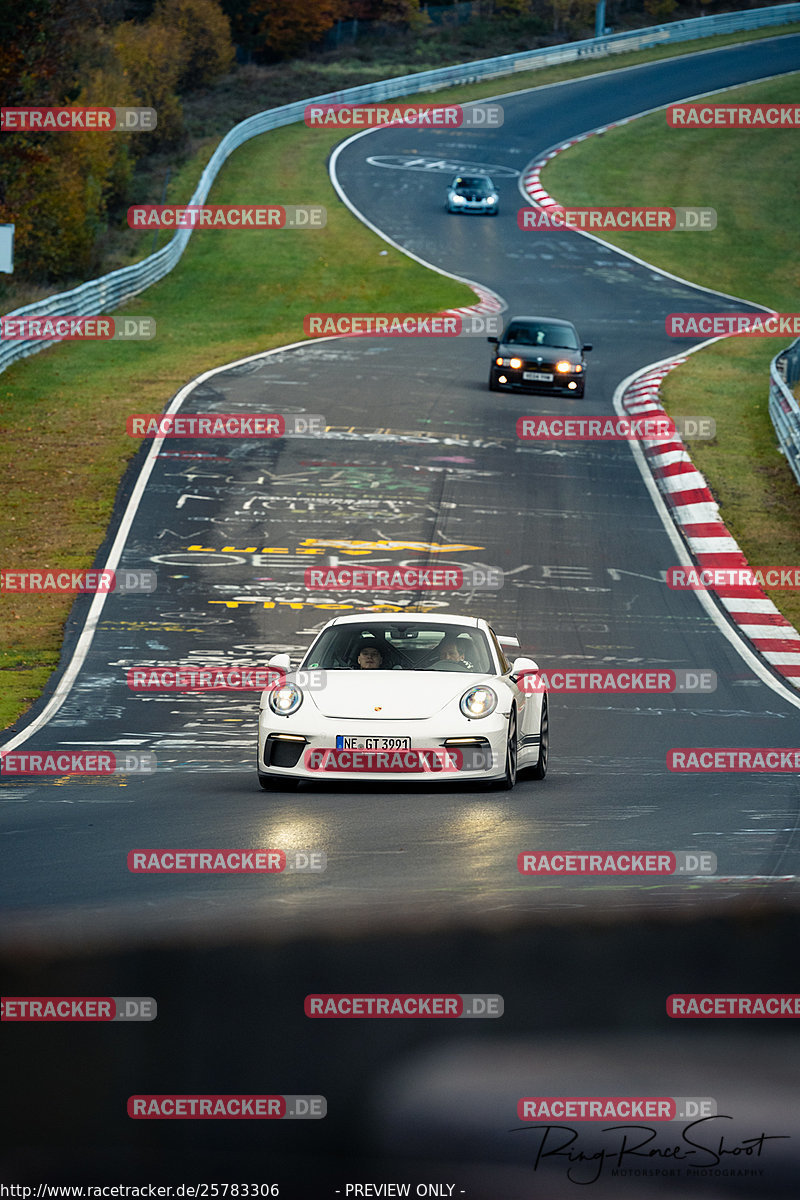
303, 671, 493, 720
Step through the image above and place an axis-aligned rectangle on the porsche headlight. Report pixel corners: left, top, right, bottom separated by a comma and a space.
460, 685, 497, 718
268, 683, 303, 715
555, 360, 572, 373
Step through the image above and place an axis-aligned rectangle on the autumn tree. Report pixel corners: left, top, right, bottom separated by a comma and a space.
153, 0, 235, 89
550, 0, 595, 36
113, 19, 185, 146
346, 0, 427, 23
0, 0, 123, 280
491, 0, 531, 15
0, 0, 235, 282
239, 0, 346, 60
643, 0, 677, 20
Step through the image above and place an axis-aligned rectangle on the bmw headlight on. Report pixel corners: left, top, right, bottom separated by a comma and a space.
460, 685, 497, 718
268, 683, 303, 715
555, 360, 572, 373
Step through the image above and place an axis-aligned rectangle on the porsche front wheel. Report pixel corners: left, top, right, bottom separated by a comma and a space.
493, 709, 518, 790
530, 696, 549, 780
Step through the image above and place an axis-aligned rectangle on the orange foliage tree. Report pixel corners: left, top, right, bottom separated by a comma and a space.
245, 0, 347, 59
153, 0, 235, 90
347, 0, 427, 22
0, 0, 235, 283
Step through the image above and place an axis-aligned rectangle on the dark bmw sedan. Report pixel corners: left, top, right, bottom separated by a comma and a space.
488, 315, 592, 396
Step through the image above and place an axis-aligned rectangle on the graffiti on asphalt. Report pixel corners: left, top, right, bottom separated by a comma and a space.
365, 155, 520, 177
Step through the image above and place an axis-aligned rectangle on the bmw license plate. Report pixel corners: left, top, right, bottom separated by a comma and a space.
336, 736, 411, 750
523, 371, 553, 381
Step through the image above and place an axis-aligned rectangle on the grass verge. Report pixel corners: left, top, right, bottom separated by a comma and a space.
541, 72, 800, 631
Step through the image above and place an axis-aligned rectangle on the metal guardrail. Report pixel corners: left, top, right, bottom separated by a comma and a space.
769, 338, 800, 486
2, 2, 799, 377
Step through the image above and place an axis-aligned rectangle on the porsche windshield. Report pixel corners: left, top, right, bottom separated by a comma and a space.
302, 623, 496, 673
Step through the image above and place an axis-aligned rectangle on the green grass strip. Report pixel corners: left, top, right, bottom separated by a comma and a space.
541, 71, 800, 633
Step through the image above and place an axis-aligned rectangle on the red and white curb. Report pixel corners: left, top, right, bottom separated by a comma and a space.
621, 363, 800, 691
443, 281, 505, 320
522, 128, 800, 691
521, 120, 638, 211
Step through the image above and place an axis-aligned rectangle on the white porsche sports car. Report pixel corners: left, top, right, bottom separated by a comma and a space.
257, 613, 548, 791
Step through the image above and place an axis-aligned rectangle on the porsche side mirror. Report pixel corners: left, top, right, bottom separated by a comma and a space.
510, 656, 540, 685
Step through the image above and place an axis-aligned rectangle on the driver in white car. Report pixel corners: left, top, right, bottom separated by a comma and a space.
436, 637, 473, 668
356, 642, 384, 670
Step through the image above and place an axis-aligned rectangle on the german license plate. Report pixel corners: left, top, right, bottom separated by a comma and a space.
523, 371, 553, 381
336, 736, 411, 750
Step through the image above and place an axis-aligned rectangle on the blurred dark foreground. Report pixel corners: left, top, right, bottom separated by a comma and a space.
1, 893, 799, 1199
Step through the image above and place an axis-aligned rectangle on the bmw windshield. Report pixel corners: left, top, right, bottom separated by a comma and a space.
503, 322, 579, 349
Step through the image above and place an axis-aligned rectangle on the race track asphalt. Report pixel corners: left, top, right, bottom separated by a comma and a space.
3, 36, 800, 941
3, 33, 800, 1193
